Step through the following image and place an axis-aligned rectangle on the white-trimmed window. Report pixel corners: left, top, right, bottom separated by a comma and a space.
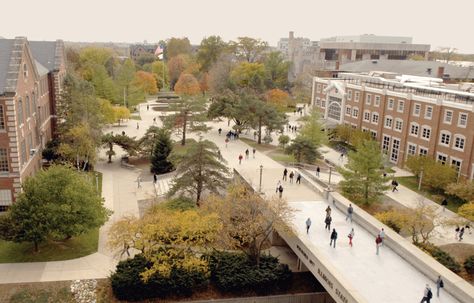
413, 103, 421, 116
370, 130, 377, 139
407, 143, 417, 156
0, 189, 12, 208
363, 110, 370, 121
315, 98, 321, 106
374, 95, 380, 107
439, 131, 451, 146
345, 106, 352, 116
451, 158, 462, 173
347, 90, 352, 101
444, 110, 453, 124
394, 119, 403, 131
0, 105, 4, 130
317, 84, 321, 93
382, 135, 390, 154
321, 100, 326, 108
371, 112, 379, 124
454, 135, 465, 151
424, 106, 433, 119
384, 116, 393, 128
437, 153, 448, 165
352, 107, 359, 118
419, 147, 428, 156
387, 98, 394, 110
391, 138, 400, 163
458, 113, 468, 127
354, 91, 360, 102
0, 149, 8, 172
366, 94, 372, 105
421, 126, 431, 139
410, 123, 419, 136
397, 100, 405, 113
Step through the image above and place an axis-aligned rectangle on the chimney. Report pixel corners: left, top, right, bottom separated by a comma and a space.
289, 31, 294, 40
437, 66, 445, 78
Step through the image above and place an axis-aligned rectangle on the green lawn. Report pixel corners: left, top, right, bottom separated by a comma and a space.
239, 138, 296, 163
0, 228, 99, 263
397, 176, 464, 213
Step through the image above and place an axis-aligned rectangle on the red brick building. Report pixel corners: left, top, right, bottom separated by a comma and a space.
312, 73, 474, 179
0, 37, 66, 210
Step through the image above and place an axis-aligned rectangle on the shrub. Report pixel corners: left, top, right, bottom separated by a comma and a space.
464, 255, 474, 275
415, 243, 461, 273
207, 252, 292, 294
374, 211, 407, 234
263, 133, 273, 144
162, 196, 196, 211
110, 254, 207, 301
278, 135, 290, 148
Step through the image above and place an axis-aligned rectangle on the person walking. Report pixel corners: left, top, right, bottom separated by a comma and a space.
146, 104, 149, 111
325, 216, 332, 231
153, 173, 157, 184
153, 117, 156, 124
325, 206, 332, 218
459, 227, 465, 241
253, 131, 257, 140
330, 229, 338, 248
346, 203, 354, 223
466, 223, 471, 234
339, 153, 344, 162
283, 168, 288, 181
391, 179, 399, 192
276, 180, 281, 193
252, 148, 256, 158
245, 149, 249, 159
289, 171, 295, 183
136, 122, 139, 130
441, 198, 448, 211
435, 276, 444, 297
420, 284, 433, 303
225, 138, 229, 148
278, 185, 284, 198
218, 128, 222, 135
455, 226, 460, 240
136, 176, 141, 188
348, 228, 354, 247
379, 228, 386, 246
316, 166, 320, 177
296, 173, 301, 184
238, 154, 243, 164
376, 234, 382, 255
306, 218, 312, 234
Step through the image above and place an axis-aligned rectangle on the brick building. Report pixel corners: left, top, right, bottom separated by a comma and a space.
312, 73, 474, 179
0, 37, 66, 210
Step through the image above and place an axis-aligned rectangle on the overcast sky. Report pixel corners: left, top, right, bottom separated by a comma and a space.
2, 0, 474, 53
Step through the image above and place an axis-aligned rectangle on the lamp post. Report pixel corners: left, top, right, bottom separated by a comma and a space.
259, 165, 263, 193
95, 172, 99, 192
418, 169, 423, 191
328, 166, 332, 185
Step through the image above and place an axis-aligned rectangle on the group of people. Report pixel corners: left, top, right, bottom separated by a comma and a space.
282, 168, 302, 183
420, 275, 445, 302
455, 224, 471, 241
238, 148, 256, 164
287, 124, 298, 133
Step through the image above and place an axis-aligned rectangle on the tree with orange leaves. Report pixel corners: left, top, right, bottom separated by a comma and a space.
265, 88, 290, 111
133, 71, 158, 95
174, 73, 201, 96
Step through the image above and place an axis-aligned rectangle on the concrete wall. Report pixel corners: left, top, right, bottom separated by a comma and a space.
189, 293, 334, 303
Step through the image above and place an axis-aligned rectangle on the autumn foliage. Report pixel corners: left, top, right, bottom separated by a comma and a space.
174, 73, 201, 96
133, 71, 158, 95
265, 89, 290, 109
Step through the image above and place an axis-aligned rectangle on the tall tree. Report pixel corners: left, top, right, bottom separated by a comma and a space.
150, 129, 174, 174
166, 37, 192, 58
167, 54, 199, 90
231, 62, 266, 92
197, 36, 227, 72
102, 133, 138, 163
116, 59, 136, 105
208, 53, 236, 94
138, 126, 162, 157
151, 60, 169, 90
132, 71, 158, 95
174, 73, 201, 96
59, 123, 98, 170
286, 136, 318, 163
229, 37, 268, 63
265, 88, 290, 111
298, 109, 326, 148
263, 51, 290, 89
338, 140, 389, 205
250, 99, 286, 144
168, 139, 229, 205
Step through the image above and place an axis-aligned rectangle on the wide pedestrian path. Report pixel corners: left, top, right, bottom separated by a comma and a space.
205, 119, 461, 303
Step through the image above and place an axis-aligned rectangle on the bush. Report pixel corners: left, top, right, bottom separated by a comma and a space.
464, 255, 474, 275
415, 243, 461, 273
207, 252, 292, 294
374, 211, 407, 234
162, 196, 196, 211
278, 135, 290, 148
110, 254, 207, 301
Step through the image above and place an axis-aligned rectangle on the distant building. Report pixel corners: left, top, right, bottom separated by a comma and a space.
312, 73, 474, 179
0, 37, 66, 210
129, 43, 158, 60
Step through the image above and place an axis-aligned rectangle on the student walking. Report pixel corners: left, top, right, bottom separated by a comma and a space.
289, 171, 295, 183
376, 234, 382, 255
435, 276, 444, 297
136, 122, 140, 130
283, 168, 288, 181
379, 228, 386, 246
238, 154, 243, 164
153, 117, 157, 124
245, 149, 249, 159
316, 166, 320, 177
153, 173, 157, 184
136, 176, 142, 188
455, 226, 460, 240
330, 229, 338, 248
306, 218, 312, 234
346, 203, 353, 223
459, 227, 465, 241
391, 179, 399, 192
325, 206, 332, 218
348, 228, 354, 247
441, 198, 448, 211
296, 173, 301, 184
218, 128, 222, 135
225, 138, 229, 148
466, 223, 472, 234
252, 148, 256, 158
278, 185, 284, 198
325, 216, 332, 231
276, 180, 281, 193
420, 284, 433, 303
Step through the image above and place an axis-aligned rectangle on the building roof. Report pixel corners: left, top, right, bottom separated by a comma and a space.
0, 39, 14, 94
29, 40, 58, 71
339, 60, 474, 80
35, 60, 49, 76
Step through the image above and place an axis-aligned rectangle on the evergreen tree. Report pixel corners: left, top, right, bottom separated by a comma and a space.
286, 136, 318, 163
338, 140, 389, 205
150, 130, 174, 174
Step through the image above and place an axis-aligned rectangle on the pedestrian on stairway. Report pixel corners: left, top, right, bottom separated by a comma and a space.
316, 166, 320, 177
153, 173, 157, 184
348, 228, 354, 247
466, 223, 472, 234
296, 173, 301, 184
289, 171, 295, 183
306, 217, 312, 234
252, 148, 256, 158
238, 154, 243, 164
283, 168, 288, 181
325, 206, 331, 218
346, 203, 353, 223
376, 234, 382, 255
278, 185, 284, 198
245, 149, 249, 159
330, 229, 338, 248
325, 216, 332, 231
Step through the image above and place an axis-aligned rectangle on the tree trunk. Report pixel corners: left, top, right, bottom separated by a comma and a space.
181, 113, 187, 146
257, 116, 262, 144
34, 240, 39, 252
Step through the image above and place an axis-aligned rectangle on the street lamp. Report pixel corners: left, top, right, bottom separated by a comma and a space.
418, 169, 423, 191
259, 165, 263, 193
95, 173, 99, 192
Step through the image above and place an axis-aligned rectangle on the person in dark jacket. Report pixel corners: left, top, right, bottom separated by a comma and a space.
325, 216, 332, 231
330, 229, 338, 248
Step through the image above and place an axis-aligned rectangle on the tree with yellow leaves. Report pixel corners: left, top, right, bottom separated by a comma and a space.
133, 71, 158, 95
265, 88, 290, 110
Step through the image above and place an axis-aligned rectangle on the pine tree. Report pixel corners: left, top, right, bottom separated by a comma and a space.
150, 130, 174, 174
338, 140, 389, 205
